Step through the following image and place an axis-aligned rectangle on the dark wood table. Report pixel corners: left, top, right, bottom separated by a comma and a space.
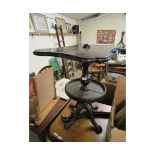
32, 45, 118, 141
48, 99, 111, 142
33, 45, 116, 63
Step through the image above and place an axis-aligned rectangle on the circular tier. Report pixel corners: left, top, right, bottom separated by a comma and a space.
65, 78, 107, 102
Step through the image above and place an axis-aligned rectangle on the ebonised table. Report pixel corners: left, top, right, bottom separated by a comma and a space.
33, 44, 118, 134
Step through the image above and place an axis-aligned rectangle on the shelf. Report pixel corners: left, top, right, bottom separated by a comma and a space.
29, 32, 54, 35
29, 32, 77, 36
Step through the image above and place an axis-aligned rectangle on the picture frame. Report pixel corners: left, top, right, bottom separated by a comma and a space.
29, 15, 35, 32
30, 13, 49, 32
46, 17, 56, 33
65, 23, 72, 33
96, 30, 116, 44
55, 17, 67, 33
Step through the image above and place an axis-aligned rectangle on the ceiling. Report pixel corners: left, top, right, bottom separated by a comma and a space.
59, 13, 100, 20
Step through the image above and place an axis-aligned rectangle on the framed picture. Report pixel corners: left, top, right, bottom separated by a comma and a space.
55, 17, 67, 33
29, 16, 35, 32
46, 17, 56, 33
96, 30, 116, 44
30, 13, 49, 32
65, 23, 72, 33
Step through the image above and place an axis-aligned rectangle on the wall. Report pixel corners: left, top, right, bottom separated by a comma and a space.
80, 13, 126, 45
29, 13, 78, 73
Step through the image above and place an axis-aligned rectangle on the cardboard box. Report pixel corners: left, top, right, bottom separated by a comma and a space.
108, 76, 126, 141
110, 128, 126, 142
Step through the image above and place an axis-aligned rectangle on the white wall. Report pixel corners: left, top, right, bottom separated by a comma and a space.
80, 13, 126, 45
29, 13, 78, 74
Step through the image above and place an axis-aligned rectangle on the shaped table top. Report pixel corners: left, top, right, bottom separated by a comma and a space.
33, 45, 119, 63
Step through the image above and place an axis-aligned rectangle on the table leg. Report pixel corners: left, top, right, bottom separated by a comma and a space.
69, 102, 98, 110
85, 104, 102, 134
62, 102, 83, 129
61, 102, 108, 134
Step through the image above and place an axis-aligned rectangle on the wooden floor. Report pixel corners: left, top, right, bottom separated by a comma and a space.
49, 100, 111, 142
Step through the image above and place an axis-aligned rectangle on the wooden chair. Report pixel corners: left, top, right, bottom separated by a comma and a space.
89, 63, 106, 81
29, 68, 62, 141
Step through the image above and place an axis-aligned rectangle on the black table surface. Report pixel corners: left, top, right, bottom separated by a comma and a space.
33, 45, 119, 63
